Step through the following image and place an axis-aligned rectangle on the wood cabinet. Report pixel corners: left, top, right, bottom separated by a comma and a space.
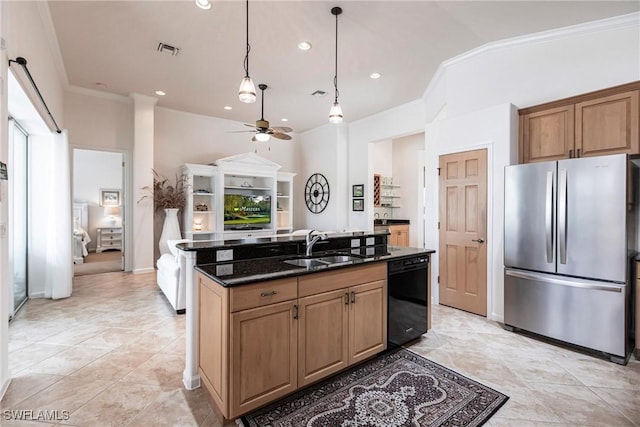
199, 263, 387, 419
388, 224, 410, 247
519, 83, 640, 163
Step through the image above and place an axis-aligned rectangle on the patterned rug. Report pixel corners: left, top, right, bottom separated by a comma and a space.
238, 348, 508, 427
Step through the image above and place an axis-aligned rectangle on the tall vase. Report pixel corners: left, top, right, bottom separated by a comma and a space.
159, 208, 182, 255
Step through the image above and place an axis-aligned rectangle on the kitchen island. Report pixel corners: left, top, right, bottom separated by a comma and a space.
177, 231, 434, 420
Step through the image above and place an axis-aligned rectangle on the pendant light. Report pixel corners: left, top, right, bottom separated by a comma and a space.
329, 6, 343, 124
238, 0, 256, 103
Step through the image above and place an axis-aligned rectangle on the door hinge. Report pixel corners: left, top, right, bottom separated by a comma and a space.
437, 275, 440, 283
437, 222, 440, 230
437, 167, 441, 176
122, 161, 125, 167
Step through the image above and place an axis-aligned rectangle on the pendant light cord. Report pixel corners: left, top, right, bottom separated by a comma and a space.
243, 0, 251, 78
333, 11, 339, 102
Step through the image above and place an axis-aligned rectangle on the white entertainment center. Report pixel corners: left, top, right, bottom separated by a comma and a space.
182, 153, 295, 241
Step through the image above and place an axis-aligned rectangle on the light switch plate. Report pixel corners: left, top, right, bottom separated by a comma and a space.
350, 239, 360, 248
216, 249, 233, 262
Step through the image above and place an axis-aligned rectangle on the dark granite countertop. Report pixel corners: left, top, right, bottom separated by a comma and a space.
177, 230, 390, 251
374, 219, 410, 226
195, 245, 435, 287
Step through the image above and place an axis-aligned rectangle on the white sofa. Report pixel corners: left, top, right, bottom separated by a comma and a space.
157, 239, 189, 314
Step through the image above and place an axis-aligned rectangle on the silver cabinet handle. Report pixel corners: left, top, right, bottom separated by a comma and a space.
344, 292, 349, 305
293, 304, 299, 319
472, 238, 485, 243
260, 290, 277, 297
350, 291, 355, 304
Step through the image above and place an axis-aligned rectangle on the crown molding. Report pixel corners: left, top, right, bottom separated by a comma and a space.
422, 12, 639, 102
66, 85, 132, 103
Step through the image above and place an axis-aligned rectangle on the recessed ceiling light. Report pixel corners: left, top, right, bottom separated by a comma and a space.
155, 90, 166, 96
224, 106, 232, 110
195, 0, 212, 10
281, 118, 289, 122
298, 41, 312, 51
370, 72, 381, 79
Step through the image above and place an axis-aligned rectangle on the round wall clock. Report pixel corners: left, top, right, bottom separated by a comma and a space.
305, 173, 330, 214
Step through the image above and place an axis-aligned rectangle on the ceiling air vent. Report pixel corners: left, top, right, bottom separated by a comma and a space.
311, 90, 327, 97
156, 42, 180, 56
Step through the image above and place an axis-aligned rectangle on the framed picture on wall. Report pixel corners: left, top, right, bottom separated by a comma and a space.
100, 188, 121, 207
352, 198, 364, 211
352, 184, 364, 198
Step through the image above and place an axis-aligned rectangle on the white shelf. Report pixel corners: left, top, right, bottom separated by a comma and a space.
277, 195, 290, 198
224, 185, 271, 191
381, 195, 401, 198
277, 210, 289, 213
190, 230, 215, 235
381, 184, 401, 188
193, 192, 215, 196
193, 211, 215, 214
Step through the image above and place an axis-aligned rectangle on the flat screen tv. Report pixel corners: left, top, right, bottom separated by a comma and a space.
224, 194, 271, 227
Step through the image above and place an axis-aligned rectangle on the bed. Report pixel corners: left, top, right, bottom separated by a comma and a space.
73, 202, 91, 264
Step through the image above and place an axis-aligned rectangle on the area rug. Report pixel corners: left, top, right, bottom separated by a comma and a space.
238, 348, 508, 427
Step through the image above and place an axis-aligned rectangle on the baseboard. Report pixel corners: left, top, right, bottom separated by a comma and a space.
29, 291, 45, 299
183, 372, 201, 390
132, 268, 155, 275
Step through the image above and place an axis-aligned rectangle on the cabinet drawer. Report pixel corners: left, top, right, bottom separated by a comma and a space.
101, 228, 122, 235
299, 263, 386, 298
230, 278, 298, 312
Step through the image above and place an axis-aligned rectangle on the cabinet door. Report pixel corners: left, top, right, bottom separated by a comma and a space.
389, 225, 410, 247
520, 105, 574, 163
349, 280, 387, 365
575, 90, 639, 157
298, 289, 349, 387
230, 300, 297, 418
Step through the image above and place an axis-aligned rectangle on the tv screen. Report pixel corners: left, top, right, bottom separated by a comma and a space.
224, 194, 271, 226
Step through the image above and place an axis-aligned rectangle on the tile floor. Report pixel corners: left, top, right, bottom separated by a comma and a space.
1, 271, 639, 426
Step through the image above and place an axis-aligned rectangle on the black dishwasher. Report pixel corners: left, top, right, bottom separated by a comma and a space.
387, 255, 428, 348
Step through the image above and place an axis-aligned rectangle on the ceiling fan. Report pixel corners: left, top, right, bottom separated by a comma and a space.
233, 84, 293, 142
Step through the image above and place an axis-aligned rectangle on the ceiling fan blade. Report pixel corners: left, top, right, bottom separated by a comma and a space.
270, 126, 293, 133
272, 133, 292, 140
228, 130, 257, 133
244, 123, 257, 127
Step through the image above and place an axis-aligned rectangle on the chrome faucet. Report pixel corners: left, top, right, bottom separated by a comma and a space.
306, 229, 328, 257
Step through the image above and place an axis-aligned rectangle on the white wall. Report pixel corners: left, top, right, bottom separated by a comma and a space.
425, 103, 518, 322
0, 0, 66, 399
295, 123, 348, 232
424, 13, 640, 123
421, 15, 638, 322
349, 100, 427, 232
392, 133, 425, 248
370, 140, 393, 177
73, 149, 123, 251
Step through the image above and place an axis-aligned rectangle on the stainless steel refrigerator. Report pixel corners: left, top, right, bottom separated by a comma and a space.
504, 154, 636, 363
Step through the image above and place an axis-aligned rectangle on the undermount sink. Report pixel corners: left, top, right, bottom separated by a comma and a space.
284, 254, 359, 268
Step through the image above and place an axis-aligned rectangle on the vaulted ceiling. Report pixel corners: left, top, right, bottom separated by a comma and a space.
47, 1, 639, 132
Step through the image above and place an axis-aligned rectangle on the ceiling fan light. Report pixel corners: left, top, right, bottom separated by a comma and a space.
329, 101, 343, 124
238, 76, 256, 103
195, 0, 212, 10
255, 132, 270, 142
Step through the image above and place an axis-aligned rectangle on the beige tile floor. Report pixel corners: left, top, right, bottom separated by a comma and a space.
1, 271, 639, 426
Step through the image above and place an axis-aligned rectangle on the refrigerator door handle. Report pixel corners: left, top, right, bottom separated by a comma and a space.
545, 170, 554, 263
558, 168, 567, 264
505, 270, 622, 293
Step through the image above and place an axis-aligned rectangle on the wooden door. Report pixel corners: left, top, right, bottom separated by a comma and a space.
520, 105, 574, 163
439, 149, 488, 316
348, 280, 387, 364
575, 90, 639, 157
298, 289, 349, 387
230, 301, 298, 418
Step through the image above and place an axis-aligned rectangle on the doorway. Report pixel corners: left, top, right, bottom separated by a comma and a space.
72, 148, 124, 276
438, 148, 488, 316
9, 120, 29, 317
